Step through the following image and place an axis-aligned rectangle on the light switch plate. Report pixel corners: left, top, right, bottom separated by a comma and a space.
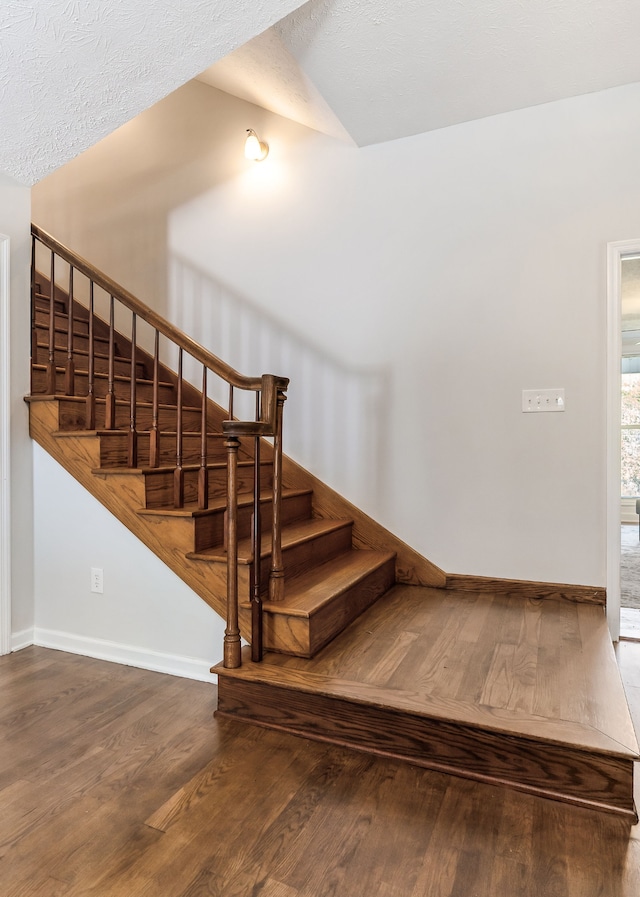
522, 389, 565, 413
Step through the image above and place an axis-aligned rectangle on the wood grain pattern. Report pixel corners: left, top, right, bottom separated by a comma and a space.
31, 365, 176, 403
216, 675, 636, 817
216, 586, 638, 818
246, 552, 397, 657
34, 341, 144, 377
446, 572, 606, 605
28, 396, 404, 658
2, 645, 640, 896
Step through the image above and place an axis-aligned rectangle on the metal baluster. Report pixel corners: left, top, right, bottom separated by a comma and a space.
174, 348, 184, 507
149, 330, 160, 467
198, 365, 208, 510
64, 265, 75, 395
128, 312, 137, 467
46, 249, 56, 394
251, 390, 263, 662
85, 282, 95, 429
105, 295, 116, 429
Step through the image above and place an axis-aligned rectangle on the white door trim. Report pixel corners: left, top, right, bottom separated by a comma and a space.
606, 238, 640, 641
0, 234, 11, 655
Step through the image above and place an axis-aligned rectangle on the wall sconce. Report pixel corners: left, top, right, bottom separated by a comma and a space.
245, 129, 269, 162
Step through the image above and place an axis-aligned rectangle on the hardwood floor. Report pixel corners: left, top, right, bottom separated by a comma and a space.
217, 587, 638, 817
0, 644, 639, 896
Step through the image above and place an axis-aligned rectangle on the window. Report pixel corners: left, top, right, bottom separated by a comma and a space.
621, 367, 640, 496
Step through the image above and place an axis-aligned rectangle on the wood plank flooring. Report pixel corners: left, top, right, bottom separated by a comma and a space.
0, 644, 639, 896
216, 586, 638, 816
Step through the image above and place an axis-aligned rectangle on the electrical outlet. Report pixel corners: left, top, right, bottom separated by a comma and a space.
91, 567, 104, 594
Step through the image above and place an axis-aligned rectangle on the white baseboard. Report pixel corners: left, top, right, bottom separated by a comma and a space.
32, 628, 217, 683
12, 628, 34, 652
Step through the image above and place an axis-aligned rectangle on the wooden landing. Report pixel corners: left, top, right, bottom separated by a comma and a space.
215, 585, 640, 819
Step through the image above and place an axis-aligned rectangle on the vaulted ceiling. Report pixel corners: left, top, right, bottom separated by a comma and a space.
5, 0, 640, 185
200, 0, 640, 146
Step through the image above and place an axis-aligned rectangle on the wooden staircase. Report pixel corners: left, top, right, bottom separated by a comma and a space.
29, 334, 398, 660
27, 226, 639, 822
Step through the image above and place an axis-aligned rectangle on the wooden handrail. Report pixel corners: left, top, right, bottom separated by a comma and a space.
32, 224, 289, 670
32, 224, 264, 393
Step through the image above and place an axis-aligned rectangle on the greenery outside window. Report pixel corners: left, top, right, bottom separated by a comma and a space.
621, 367, 640, 496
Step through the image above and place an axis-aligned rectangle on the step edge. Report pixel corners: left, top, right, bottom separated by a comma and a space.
250, 551, 397, 618
214, 657, 640, 758
32, 363, 173, 388
138, 488, 310, 519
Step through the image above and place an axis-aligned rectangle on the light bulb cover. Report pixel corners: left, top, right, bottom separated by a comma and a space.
245, 129, 269, 161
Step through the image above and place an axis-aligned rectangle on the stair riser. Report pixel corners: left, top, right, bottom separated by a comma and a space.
98, 432, 229, 469
35, 325, 115, 356
232, 492, 313, 544
193, 491, 313, 553
57, 400, 203, 432
239, 524, 354, 600
31, 367, 176, 404
35, 293, 66, 313
34, 309, 89, 335
144, 463, 273, 510
34, 344, 145, 378
216, 678, 637, 819
241, 555, 396, 657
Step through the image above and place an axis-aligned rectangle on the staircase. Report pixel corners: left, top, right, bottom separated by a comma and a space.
27, 225, 639, 821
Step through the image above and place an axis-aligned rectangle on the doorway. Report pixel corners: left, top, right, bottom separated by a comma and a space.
620, 255, 640, 639
607, 240, 640, 642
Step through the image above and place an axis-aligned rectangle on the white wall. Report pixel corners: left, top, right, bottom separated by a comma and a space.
169, 81, 640, 588
33, 79, 640, 621
33, 446, 223, 680
33, 81, 268, 318
0, 172, 34, 648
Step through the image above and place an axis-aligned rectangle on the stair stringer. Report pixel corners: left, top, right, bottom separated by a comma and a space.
27, 394, 446, 638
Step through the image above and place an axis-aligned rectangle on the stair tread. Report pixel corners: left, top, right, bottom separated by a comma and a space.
32, 362, 173, 388
137, 488, 311, 519
91, 458, 269, 478
52, 430, 229, 446
29, 393, 201, 412
34, 297, 72, 309
35, 340, 131, 362
93, 462, 227, 475
35, 325, 108, 341
96, 429, 227, 438
188, 517, 353, 563
247, 549, 396, 618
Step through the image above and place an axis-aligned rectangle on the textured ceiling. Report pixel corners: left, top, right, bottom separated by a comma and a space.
8, 0, 640, 185
0, 0, 305, 185
201, 0, 640, 146
196, 27, 353, 143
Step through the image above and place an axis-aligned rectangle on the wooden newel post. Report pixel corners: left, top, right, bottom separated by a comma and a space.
224, 434, 242, 668
269, 386, 287, 602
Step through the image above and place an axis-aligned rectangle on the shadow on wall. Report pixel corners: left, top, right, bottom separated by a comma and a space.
168, 255, 389, 512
